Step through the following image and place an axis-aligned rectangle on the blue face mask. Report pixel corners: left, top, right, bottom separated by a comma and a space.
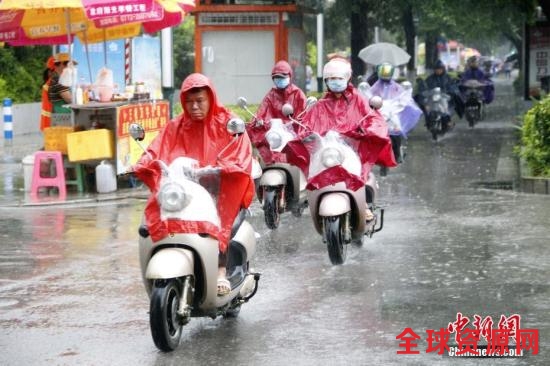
273, 77, 290, 89
326, 78, 348, 93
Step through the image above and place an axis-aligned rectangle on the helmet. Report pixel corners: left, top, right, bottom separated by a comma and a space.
377, 62, 394, 81
434, 59, 446, 70
467, 56, 479, 67
323, 57, 352, 80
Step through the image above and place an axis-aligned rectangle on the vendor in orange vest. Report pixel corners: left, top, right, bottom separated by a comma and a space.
40, 56, 56, 131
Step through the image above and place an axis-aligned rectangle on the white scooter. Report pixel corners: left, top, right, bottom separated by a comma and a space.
304, 130, 384, 264
238, 96, 314, 229
276, 104, 384, 265
129, 121, 260, 352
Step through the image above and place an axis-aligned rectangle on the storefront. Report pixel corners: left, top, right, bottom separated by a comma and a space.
193, 0, 309, 104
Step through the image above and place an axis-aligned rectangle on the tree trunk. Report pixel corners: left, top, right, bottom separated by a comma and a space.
350, 0, 369, 84
503, 31, 523, 70
425, 31, 438, 71
402, 3, 416, 78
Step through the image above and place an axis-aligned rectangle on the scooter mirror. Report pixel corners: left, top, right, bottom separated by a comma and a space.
129, 123, 145, 141
237, 97, 248, 109
227, 117, 245, 135
369, 95, 383, 110
358, 81, 369, 94
401, 80, 413, 91
305, 96, 318, 108
282, 103, 294, 117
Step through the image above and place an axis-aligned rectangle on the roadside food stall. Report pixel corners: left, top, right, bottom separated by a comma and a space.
43, 96, 170, 194
42, 36, 170, 191
67, 98, 170, 174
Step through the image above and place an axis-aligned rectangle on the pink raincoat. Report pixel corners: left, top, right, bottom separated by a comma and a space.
297, 84, 397, 184
246, 60, 307, 165
134, 73, 254, 253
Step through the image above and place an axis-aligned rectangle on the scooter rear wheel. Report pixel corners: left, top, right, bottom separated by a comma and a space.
263, 188, 280, 229
324, 215, 347, 265
150, 279, 183, 352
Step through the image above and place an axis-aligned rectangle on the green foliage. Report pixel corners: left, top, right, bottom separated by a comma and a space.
173, 17, 196, 89
0, 45, 51, 103
306, 41, 317, 71
227, 104, 258, 123
517, 97, 550, 177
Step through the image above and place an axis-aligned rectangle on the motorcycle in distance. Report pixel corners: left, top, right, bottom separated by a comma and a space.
280, 105, 384, 265
358, 81, 421, 174
128, 121, 260, 352
460, 79, 487, 127
420, 86, 453, 141
237, 96, 315, 229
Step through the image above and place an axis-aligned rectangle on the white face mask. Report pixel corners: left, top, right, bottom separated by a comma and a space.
326, 78, 348, 93
273, 77, 290, 89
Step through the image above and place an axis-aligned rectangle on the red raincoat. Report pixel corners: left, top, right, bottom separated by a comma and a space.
134, 73, 254, 253
299, 84, 397, 181
40, 81, 52, 131
246, 60, 307, 165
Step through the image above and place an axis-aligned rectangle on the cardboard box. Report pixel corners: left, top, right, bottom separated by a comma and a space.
67, 128, 115, 162
43, 126, 75, 154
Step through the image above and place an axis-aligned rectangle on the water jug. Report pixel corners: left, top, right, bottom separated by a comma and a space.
95, 160, 117, 193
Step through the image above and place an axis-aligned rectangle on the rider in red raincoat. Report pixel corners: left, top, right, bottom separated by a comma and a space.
246, 60, 307, 165
133, 73, 254, 295
299, 57, 396, 179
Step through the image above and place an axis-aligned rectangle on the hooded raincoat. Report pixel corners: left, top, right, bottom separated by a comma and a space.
369, 79, 422, 137
134, 73, 254, 253
460, 67, 494, 104
246, 60, 307, 165
297, 84, 396, 181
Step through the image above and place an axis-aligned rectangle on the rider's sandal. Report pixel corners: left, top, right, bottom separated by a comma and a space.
365, 208, 375, 222
217, 278, 231, 297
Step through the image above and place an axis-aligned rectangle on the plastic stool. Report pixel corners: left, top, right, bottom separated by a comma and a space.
30, 151, 67, 200
64, 157, 85, 193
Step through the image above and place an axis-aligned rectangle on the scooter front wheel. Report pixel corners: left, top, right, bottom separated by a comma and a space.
263, 187, 281, 229
150, 279, 183, 352
324, 216, 347, 265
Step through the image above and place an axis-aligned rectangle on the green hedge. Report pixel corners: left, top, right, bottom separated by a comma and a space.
517, 96, 550, 177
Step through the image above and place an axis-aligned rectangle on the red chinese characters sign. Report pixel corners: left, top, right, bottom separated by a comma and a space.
116, 100, 169, 174
528, 25, 550, 97
396, 313, 539, 357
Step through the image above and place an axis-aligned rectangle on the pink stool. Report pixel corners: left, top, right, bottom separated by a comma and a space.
30, 151, 67, 200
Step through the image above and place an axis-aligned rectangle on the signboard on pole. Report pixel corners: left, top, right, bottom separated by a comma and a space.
527, 24, 550, 98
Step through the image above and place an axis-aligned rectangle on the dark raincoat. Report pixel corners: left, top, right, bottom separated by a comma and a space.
246, 60, 307, 165
295, 84, 396, 181
460, 67, 494, 104
134, 73, 254, 253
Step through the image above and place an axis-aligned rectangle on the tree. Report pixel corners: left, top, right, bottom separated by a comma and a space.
323, 0, 538, 74
0, 45, 51, 103
173, 17, 196, 89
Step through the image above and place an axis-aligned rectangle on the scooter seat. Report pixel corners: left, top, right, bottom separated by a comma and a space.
230, 209, 247, 239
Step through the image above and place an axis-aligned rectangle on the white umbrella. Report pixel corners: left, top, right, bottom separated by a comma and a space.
358, 42, 411, 66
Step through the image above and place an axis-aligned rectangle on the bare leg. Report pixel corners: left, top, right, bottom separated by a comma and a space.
217, 252, 230, 296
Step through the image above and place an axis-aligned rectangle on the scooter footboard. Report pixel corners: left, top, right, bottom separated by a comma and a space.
231, 221, 256, 259
146, 248, 194, 279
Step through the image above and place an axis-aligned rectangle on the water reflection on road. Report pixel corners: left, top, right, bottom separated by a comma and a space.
0, 82, 549, 365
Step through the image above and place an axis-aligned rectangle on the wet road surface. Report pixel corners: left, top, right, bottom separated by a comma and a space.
0, 79, 548, 365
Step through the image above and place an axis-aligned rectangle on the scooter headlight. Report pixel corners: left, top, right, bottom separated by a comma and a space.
157, 182, 189, 212
432, 93, 441, 102
266, 131, 282, 150
321, 147, 344, 167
